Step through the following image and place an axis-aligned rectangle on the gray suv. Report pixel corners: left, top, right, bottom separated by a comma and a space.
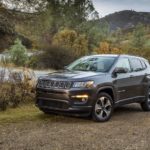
36, 55, 150, 122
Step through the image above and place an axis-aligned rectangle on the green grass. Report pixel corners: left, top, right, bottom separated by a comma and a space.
0, 104, 50, 124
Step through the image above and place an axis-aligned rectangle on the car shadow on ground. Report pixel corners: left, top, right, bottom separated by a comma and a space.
114, 104, 142, 114
36, 104, 143, 123
37, 112, 92, 123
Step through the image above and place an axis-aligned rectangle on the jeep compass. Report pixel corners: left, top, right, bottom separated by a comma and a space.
36, 54, 150, 122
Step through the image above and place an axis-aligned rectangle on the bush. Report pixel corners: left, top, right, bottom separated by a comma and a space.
52, 29, 88, 57
27, 56, 40, 69
40, 46, 76, 69
94, 41, 123, 54
0, 69, 35, 111
9, 38, 29, 66
0, 84, 9, 111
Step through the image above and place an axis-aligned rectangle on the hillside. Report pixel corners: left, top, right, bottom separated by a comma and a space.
100, 10, 150, 30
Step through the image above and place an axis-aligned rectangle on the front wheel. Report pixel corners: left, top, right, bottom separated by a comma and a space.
141, 89, 150, 111
92, 92, 114, 122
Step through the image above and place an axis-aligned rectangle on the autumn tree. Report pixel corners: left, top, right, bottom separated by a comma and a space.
52, 29, 88, 57
40, 29, 89, 69
94, 41, 122, 54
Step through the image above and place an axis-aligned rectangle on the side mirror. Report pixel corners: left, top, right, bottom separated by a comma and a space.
113, 67, 129, 77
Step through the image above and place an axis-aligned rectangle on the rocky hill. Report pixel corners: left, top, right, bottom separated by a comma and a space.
100, 10, 150, 30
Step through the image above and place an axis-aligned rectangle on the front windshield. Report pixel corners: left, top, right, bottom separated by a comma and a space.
67, 56, 117, 72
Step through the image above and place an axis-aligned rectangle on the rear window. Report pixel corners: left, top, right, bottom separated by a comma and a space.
129, 58, 143, 72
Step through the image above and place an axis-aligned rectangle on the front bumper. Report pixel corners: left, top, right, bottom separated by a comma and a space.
36, 87, 96, 116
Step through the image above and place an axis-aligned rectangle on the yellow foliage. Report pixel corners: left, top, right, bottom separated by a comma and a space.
94, 42, 110, 54
94, 41, 123, 54
73, 35, 88, 56
52, 29, 88, 57
53, 29, 77, 48
111, 47, 122, 54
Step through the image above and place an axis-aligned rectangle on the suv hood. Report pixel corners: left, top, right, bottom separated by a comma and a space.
42, 70, 105, 80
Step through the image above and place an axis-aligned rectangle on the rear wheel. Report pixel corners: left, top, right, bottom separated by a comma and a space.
141, 89, 150, 111
92, 92, 114, 122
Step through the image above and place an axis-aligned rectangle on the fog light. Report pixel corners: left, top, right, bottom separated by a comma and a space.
71, 95, 89, 99
71, 95, 89, 103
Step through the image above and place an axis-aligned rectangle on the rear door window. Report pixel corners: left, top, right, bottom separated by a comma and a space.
129, 58, 143, 72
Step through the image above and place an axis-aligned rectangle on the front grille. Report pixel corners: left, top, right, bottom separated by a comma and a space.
39, 99, 69, 109
37, 79, 72, 89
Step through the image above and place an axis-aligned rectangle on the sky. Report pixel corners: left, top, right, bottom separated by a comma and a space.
93, 0, 150, 17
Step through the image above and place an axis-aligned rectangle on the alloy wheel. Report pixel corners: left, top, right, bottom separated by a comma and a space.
95, 96, 112, 120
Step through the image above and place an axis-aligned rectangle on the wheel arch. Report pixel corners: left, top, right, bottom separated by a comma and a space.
96, 86, 116, 103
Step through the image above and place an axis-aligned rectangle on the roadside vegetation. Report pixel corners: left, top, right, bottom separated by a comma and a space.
0, 104, 65, 124
0, 69, 35, 111
0, 105, 39, 123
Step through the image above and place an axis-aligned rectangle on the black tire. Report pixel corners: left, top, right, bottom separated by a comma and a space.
92, 92, 114, 122
141, 89, 150, 111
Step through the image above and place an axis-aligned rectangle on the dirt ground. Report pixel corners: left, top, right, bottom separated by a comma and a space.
0, 104, 150, 150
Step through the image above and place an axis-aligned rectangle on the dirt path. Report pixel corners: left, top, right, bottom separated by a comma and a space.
0, 104, 150, 150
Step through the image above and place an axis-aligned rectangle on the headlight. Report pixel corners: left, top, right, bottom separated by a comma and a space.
72, 81, 95, 88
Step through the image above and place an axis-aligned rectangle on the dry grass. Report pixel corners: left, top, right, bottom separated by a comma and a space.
0, 104, 40, 123
0, 104, 68, 124
0, 104, 53, 124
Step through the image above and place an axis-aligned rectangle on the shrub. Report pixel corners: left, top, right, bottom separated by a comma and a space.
0, 83, 9, 111
40, 46, 76, 69
27, 56, 40, 69
0, 69, 35, 111
94, 41, 123, 54
52, 29, 88, 57
9, 38, 29, 66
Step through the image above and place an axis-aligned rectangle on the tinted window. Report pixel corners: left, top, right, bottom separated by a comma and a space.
115, 58, 131, 72
130, 58, 143, 72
